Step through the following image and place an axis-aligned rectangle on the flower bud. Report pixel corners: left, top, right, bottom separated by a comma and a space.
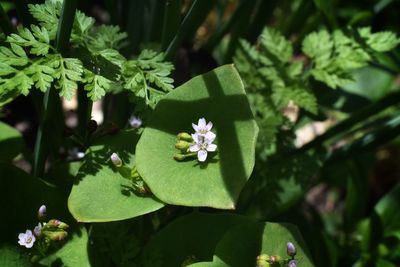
44, 230, 68, 241
256, 254, 269, 267
46, 219, 69, 230
110, 152, 122, 167
288, 259, 297, 267
174, 153, 186, 161
129, 116, 142, 128
38, 205, 47, 220
177, 132, 192, 142
268, 255, 281, 263
287, 242, 296, 257
175, 140, 190, 151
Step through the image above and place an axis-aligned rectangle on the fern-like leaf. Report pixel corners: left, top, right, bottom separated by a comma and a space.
7, 26, 51, 56
51, 55, 83, 100
83, 70, 111, 101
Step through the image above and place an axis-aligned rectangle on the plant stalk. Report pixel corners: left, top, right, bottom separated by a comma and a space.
32, 0, 77, 177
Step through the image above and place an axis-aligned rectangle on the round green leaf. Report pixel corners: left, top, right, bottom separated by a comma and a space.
68, 130, 164, 222
136, 65, 258, 209
143, 212, 254, 267
190, 221, 314, 267
39, 227, 90, 267
0, 122, 24, 161
0, 245, 31, 267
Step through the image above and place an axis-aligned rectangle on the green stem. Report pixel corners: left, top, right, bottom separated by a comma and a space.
32, 0, 77, 177
294, 92, 400, 154
223, 0, 256, 63
0, 3, 14, 35
327, 115, 400, 162
164, 0, 214, 61
77, 86, 93, 143
161, 0, 182, 51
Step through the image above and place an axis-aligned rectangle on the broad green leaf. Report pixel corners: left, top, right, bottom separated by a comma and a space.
0, 245, 31, 267
39, 227, 90, 267
136, 65, 258, 209
0, 163, 69, 242
68, 130, 164, 222
143, 212, 253, 267
0, 122, 24, 161
190, 221, 314, 267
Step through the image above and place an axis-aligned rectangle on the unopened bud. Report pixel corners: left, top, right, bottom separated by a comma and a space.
287, 242, 296, 257
288, 260, 297, 267
111, 152, 122, 167
256, 254, 269, 267
175, 140, 190, 151
129, 116, 142, 128
44, 230, 68, 241
46, 219, 69, 230
174, 154, 186, 161
268, 255, 281, 263
177, 132, 192, 141
38, 205, 47, 220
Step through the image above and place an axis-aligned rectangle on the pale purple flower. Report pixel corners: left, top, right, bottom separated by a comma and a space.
189, 133, 217, 162
38, 204, 46, 219
192, 118, 216, 140
110, 152, 122, 167
34, 223, 43, 237
18, 230, 36, 248
129, 116, 142, 128
288, 259, 297, 267
287, 242, 297, 257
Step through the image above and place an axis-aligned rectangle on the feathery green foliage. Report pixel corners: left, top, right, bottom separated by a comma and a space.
0, 0, 174, 105
234, 26, 399, 153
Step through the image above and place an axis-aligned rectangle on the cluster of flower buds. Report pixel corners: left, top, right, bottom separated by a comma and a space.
18, 205, 69, 261
256, 242, 298, 267
174, 118, 217, 162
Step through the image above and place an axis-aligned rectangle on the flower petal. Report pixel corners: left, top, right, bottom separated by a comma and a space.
204, 131, 216, 142
197, 150, 208, 162
206, 121, 213, 131
191, 133, 199, 143
207, 143, 217, 152
189, 144, 200, 152
198, 118, 206, 128
192, 123, 199, 132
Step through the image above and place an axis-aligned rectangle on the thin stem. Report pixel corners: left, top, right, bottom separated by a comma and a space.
161, 0, 182, 51
32, 0, 77, 177
164, 0, 214, 61
294, 92, 400, 155
0, 3, 14, 35
77, 86, 93, 143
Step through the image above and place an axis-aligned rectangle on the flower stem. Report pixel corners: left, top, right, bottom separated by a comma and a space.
32, 0, 77, 177
293, 92, 400, 155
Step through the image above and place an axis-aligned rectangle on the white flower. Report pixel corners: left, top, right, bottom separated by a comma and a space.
110, 153, 122, 167
129, 116, 142, 128
192, 118, 216, 140
189, 133, 217, 162
18, 230, 36, 248
34, 223, 43, 237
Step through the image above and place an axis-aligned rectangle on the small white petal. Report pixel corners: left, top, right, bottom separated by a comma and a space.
192, 123, 199, 132
206, 121, 213, 131
207, 143, 217, 152
191, 133, 199, 143
198, 150, 207, 162
204, 131, 216, 142
198, 118, 206, 128
189, 144, 200, 152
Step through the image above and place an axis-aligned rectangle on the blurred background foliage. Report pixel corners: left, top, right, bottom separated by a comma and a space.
1, 0, 400, 266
